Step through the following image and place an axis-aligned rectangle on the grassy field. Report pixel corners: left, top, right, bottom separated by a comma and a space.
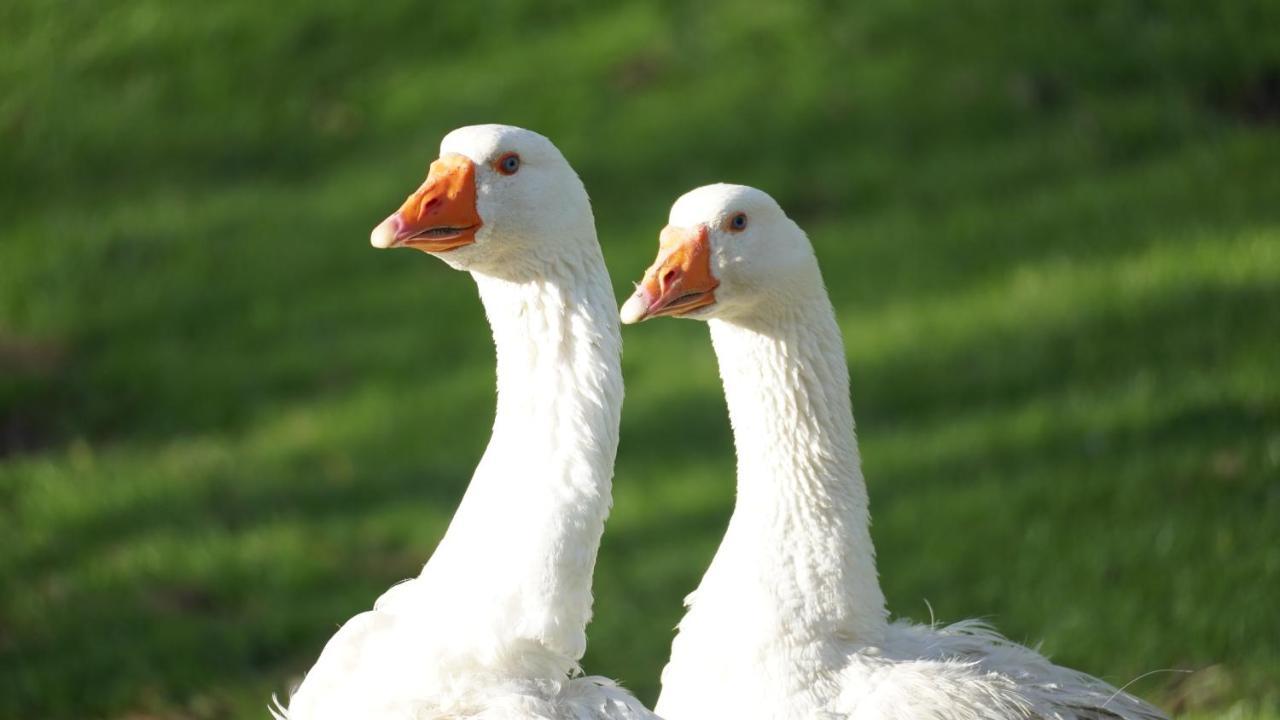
2, 1, 1279, 717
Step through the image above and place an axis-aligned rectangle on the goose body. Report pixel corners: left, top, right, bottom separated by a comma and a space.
621, 184, 1167, 720
280, 125, 655, 720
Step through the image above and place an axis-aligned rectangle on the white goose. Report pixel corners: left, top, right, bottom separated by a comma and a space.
620, 184, 1167, 720
279, 125, 656, 720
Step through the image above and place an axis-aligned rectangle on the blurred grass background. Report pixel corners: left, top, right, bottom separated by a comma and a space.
2, 0, 1279, 717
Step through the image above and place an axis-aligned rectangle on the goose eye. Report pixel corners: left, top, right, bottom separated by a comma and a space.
727, 212, 748, 232
496, 152, 521, 175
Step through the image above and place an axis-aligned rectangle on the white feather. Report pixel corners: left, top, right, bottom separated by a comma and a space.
279, 126, 656, 720
643, 184, 1168, 720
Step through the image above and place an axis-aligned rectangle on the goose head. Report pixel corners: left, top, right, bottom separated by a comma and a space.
370, 124, 592, 273
620, 183, 819, 324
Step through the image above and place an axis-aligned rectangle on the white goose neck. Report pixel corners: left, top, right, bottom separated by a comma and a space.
422, 239, 622, 667
476, 248, 623, 465
705, 292, 887, 646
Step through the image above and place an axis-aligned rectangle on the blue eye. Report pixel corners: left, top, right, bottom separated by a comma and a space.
728, 212, 748, 231
497, 152, 521, 175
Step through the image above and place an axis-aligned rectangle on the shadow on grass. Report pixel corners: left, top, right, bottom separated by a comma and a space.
853, 281, 1280, 430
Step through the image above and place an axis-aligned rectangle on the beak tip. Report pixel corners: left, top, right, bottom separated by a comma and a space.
370, 216, 402, 249
619, 294, 650, 325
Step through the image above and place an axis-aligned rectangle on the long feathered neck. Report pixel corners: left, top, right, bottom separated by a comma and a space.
703, 287, 887, 648
420, 238, 623, 668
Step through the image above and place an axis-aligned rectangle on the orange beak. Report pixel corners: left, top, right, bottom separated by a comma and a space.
370, 153, 483, 253
620, 225, 719, 324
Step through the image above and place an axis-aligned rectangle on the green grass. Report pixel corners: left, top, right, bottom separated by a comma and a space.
2, 0, 1279, 717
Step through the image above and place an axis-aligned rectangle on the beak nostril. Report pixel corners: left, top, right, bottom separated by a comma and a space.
661, 268, 680, 291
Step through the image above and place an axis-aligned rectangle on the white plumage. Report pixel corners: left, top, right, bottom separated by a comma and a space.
621, 183, 1168, 720
278, 125, 656, 720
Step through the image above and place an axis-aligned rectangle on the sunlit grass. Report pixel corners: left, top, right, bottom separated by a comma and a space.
3, 0, 1279, 717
